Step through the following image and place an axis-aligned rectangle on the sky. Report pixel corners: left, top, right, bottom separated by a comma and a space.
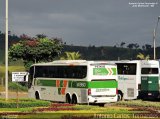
0, 0, 160, 47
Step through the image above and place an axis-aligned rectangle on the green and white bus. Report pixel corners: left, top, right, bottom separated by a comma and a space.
108, 60, 159, 100
140, 60, 160, 99
27, 60, 118, 104
108, 60, 141, 100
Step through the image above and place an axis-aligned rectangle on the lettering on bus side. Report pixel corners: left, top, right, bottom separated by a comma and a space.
96, 88, 109, 92
77, 82, 86, 88
94, 65, 105, 68
69, 81, 87, 88
141, 77, 147, 80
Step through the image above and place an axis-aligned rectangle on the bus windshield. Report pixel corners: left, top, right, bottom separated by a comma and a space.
141, 68, 158, 74
116, 63, 136, 75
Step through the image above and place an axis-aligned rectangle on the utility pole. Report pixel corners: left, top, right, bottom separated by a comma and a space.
5, 0, 9, 101
153, 16, 160, 60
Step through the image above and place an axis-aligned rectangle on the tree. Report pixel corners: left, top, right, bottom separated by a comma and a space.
9, 35, 63, 70
60, 52, 82, 60
36, 34, 47, 39
136, 53, 150, 60
145, 44, 152, 50
120, 42, 125, 48
127, 43, 134, 49
142, 45, 145, 51
134, 43, 139, 49
142, 44, 152, 51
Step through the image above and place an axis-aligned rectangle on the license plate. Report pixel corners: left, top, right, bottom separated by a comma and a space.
148, 93, 152, 96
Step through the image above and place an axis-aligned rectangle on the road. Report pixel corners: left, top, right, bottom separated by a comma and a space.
0, 92, 28, 99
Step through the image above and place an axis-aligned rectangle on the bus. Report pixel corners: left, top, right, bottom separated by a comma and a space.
108, 60, 159, 101
109, 60, 141, 100
26, 60, 118, 104
140, 60, 160, 99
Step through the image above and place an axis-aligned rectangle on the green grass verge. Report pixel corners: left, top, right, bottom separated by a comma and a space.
72, 104, 141, 114
0, 65, 25, 80
0, 65, 25, 74
116, 100, 160, 109
8, 82, 28, 92
0, 65, 26, 88
0, 98, 51, 108
0, 107, 34, 112
0, 102, 150, 119
12, 105, 140, 119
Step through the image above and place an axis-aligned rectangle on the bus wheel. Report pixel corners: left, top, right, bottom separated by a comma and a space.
99, 103, 105, 107
35, 92, 40, 100
118, 91, 123, 101
71, 94, 77, 104
66, 94, 71, 104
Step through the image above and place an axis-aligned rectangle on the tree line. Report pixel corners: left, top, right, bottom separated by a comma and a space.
115, 41, 152, 51
0, 32, 159, 70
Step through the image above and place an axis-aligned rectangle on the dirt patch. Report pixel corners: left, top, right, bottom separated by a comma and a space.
0, 92, 28, 99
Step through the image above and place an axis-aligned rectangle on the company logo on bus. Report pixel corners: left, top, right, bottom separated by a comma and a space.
118, 76, 128, 80
118, 76, 134, 80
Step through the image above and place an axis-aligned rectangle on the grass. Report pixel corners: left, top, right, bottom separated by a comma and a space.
0, 65, 25, 76
0, 101, 155, 119
0, 65, 25, 86
72, 105, 142, 114
0, 98, 51, 108
0, 107, 34, 112
0, 62, 26, 92
8, 82, 28, 92
15, 104, 147, 119
116, 100, 160, 109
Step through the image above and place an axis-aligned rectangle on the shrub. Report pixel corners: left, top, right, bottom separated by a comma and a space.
8, 82, 28, 92
0, 98, 51, 108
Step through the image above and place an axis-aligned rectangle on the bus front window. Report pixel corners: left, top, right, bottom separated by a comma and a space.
141, 68, 158, 74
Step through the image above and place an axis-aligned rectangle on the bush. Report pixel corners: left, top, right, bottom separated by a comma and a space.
0, 98, 51, 108
8, 82, 28, 92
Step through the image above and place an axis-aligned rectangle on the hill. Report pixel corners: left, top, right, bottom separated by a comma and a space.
63, 45, 154, 60
0, 32, 157, 64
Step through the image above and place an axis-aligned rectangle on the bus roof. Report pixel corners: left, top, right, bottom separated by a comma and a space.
31, 60, 116, 66
108, 60, 158, 64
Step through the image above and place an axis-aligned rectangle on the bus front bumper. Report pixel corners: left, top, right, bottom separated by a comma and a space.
140, 91, 160, 99
88, 95, 118, 103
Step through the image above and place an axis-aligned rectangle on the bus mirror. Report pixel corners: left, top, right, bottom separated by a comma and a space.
24, 73, 29, 82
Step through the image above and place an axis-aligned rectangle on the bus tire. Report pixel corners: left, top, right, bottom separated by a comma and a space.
35, 91, 40, 100
66, 94, 71, 104
99, 103, 105, 107
118, 91, 123, 101
71, 94, 77, 104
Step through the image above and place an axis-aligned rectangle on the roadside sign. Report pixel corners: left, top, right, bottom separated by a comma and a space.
12, 72, 28, 82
